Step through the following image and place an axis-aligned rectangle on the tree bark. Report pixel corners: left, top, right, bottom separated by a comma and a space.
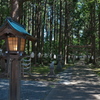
10, 0, 19, 21
89, 2, 96, 64
59, 0, 62, 55
50, 4, 53, 53
64, 0, 70, 64
41, 0, 47, 54
10, 0, 23, 22
98, 4, 100, 56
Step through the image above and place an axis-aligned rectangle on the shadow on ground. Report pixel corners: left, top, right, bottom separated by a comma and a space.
0, 79, 52, 100
44, 66, 100, 100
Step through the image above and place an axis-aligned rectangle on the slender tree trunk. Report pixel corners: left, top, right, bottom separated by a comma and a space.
37, 3, 41, 53
56, 1, 59, 54
34, 1, 41, 62
53, 0, 56, 55
0, 0, 3, 25
64, 0, 69, 64
98, 4, 100, 56
10, 0, 19, 21
41, 0, 47, 54
49, 3, 53, 53
59, 0, 62, 55
89, 2, 96, 64
32, 2, 35, 51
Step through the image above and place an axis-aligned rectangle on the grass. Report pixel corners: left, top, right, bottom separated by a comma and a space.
31, 63, 72, 75
88, 63, 100, 76
29, 64, 72, 82
93, 68, 100, 76
31, 65, 50, 75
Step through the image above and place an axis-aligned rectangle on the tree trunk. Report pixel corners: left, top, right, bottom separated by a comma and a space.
98, 4, 100, 56
89, 2, 96, 64
41, 0, 47, 54
49, 3, 53, 53
10, 0, 19, 21
59, 0, 62, 55
64, 0, 69, 64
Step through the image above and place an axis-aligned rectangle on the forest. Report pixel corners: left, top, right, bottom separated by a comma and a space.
0, 0, 100, 64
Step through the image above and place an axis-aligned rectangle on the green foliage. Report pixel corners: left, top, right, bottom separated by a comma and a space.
0, 40, 5, 48
97, 0, 100, 3
0, 0, 100, 64
32, 65, 50, 75
32, 63, 71, 75
0, 0, 10, 22
88, 62, 100, 76
43, 40, 59, 54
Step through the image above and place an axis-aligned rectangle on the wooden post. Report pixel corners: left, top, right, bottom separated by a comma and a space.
9, 54, 21, 100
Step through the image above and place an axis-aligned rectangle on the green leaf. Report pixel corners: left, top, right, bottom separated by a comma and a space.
97, 0, 100, 3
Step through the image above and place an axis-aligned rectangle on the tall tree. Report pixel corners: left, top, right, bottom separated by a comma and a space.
98, 3, 100, 56
10, 0, 20, 21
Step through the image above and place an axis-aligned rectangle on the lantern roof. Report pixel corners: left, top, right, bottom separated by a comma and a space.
0, 17, 37, 41
6, 18, 29, 35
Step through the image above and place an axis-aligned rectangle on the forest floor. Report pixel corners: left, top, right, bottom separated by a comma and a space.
0, 64, 71, 82
0, 59, 100, 82
1, 61, 100, 100
44, 65, 100, 100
